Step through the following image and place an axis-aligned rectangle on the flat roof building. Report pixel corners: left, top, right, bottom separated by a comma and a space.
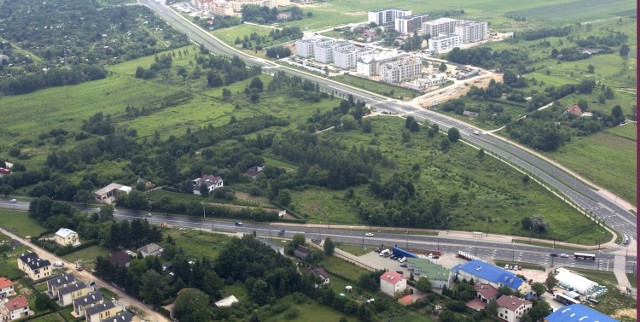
423, 17, 460, 36
455, 20, 488, 43
395, 14, 429, 34
379, 56, 422, 84
428, 33, 461, 54
406, 258, 452, 289
368, 8, 412, 26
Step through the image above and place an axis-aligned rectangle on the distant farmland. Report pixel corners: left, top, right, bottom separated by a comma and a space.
506, 0, 636, 21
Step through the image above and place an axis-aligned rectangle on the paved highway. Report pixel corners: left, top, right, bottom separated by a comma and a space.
139, 0, 636, 248
0, 199, 635, 274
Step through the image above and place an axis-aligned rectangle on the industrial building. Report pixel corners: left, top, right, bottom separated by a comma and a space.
453, 260, 530, 294
544, 304, 618, 322
406, 258, 452, 289
368, 8, 412, 26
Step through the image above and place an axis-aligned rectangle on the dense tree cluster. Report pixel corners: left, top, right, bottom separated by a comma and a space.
446, 47, 530, 71
105, 218, 162, 249
0, 65, 106, 95
241, 5, 307, 24
265, 46, 292, 59
516, 26, 573, 41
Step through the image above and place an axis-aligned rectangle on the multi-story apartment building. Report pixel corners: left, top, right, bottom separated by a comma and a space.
379, 56, 422, 84
295, 39, 315, 58
428, 34, 461, 54
422, 18, 460, 36
394, 14, 429, 34
313, 39, 335, 63
454, 20, 488, 43
367, 8, 412, 26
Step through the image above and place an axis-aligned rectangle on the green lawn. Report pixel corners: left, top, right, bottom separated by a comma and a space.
605, 122, 637, 140
0, 210, 47, 238
319, 255, 370, 283
626, 273, 636, 287
331, 74, 422, 101
99, 287, 119, 300
162, 229, 234, 260
211, 24, 274, 58
335, 243, 369, 257
545, 130, 637, 206
61, 245, 110, 269
265, 293, 355, 322
26, 313, 65, 322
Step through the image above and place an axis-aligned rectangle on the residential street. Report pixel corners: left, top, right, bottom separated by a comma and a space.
0, 227, 169, 322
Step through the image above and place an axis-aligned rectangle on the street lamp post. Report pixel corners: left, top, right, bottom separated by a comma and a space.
512, 243, 515, 262
319, 222, 322, 241
202, 206, 206, 231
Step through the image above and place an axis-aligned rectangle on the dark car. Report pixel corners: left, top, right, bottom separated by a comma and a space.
550, 253, 559, 257
400, 263, 408, 268
235, 221, 243, 226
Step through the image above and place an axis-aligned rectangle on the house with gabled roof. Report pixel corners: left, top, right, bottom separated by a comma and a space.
0, 278, 15, 298
192, 175, 224, 195
54, 228, 79, 246
137, 243, 163, 258
17, 252, 51, 281
57, 282, 88, 306
107, 251, 132, 267
294, 246, 310, 260
74, 291, 104, 316
100, 311, 140, 322
304, 267, 331, 286
0, 295, 33, 321
47, 273, 77, 297
380, 271, 406, 297
496, 295, 532, 322
85, 301, 121, 322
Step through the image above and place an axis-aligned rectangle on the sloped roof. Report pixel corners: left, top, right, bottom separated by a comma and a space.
138, 243, 163, 255
0, 277, 13, 289
74, 291, 104, 307
496, 295, 531, 311
455, 260, 524, 289
85, 301, 116, 316
475, 283, 499, 300
48, 273, 77, 288
19, 252, 51, 270
100, 311, 134, 322
380, 271, 404, 285
545, 304, 618, 322
55, 228, 77, 238
58, 282, 87, 295
5, 296, 28, 310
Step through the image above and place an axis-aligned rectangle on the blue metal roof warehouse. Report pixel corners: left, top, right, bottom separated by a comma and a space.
544, 304, 618, 322
453, 260, 523, 290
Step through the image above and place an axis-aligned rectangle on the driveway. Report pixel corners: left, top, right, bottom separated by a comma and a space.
0, 228, 169, 322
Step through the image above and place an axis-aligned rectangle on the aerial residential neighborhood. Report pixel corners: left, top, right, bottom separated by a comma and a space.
0, 0, 636, 321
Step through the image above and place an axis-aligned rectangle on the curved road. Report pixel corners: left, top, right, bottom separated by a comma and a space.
139, 0, 636, 249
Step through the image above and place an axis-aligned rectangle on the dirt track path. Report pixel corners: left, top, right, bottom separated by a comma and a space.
0, 228, 169, 322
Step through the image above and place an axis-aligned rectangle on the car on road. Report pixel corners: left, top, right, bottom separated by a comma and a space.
235, 221, 243, 226
550, 253, 558, 257
9, 199, 16, 203
400, 263, 408, 268
560, 253, 569, 258
365, 233, 374, 237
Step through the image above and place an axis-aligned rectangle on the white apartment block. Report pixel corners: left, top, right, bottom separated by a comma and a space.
295, 39, 315, 58
356, 56, 377, 76
333, 49, 355, 69
395, 14, 429, 34
368, 8, 412, 25
454, 20, 488, 43
380, 56, 422, 84
314, 44, 334, 63
428, 34, 461, 54
422, 18, 460, 36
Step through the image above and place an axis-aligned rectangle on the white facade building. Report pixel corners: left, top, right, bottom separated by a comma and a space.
380, 271, 406, 297
428, 34, 461, 54
295, 39, 315, 58
368, 8, 412, 25
394, 14, 429, 34
356, 56, 377, 76
496, 295, 532, 322
422, 18, 460, 36
454, 20, 488, 43
379, 56, 422, 84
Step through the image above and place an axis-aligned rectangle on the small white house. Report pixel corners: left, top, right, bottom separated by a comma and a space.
54, 228, 79, 246
137, 243, 164, 258
214, 295, 239, 308
192, 175, 224, 195
380, 271, 406, 297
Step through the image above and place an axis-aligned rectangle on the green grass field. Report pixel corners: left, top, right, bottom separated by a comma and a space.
545, 128, 637, 205
163, 229, 234, 260
331, 74, 421, 100
26, 314, 65, 322
265, 293, 355, 322
292, 117, 610, 245
61, 245, 110, 269
0, 210, 47, 237
319, 255, 369, 283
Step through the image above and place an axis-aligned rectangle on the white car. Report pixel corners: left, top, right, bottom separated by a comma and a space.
364, 233, 374, 237
560, 253, 569, 258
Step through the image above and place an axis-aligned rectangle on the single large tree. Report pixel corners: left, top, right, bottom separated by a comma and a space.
173, 288, 212, 322
140, 270, 168, 308
323, 237, 335, 255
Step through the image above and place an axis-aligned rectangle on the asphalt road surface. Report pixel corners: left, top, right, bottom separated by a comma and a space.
138, 0, 636, 246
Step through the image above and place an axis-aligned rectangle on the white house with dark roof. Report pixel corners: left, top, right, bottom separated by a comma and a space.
137, 243, 163, 258
85, 301, 121, 322
304, 267, 331, 287
100, 311, 139, 322
57, 282, 88, 306
496, 295, 532, 322
17, 253, 51, 281
54, 228, 79, 246
74, 291, 104, 316
47, 273, 77, 297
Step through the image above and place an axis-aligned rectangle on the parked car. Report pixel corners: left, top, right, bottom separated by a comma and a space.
396, 270, 403, 275
400, 263, 408, 268
504, 264, 510, 270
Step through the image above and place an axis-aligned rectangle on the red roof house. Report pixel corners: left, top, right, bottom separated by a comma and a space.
496, 295, 532, 322
566, 105, 583, 116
